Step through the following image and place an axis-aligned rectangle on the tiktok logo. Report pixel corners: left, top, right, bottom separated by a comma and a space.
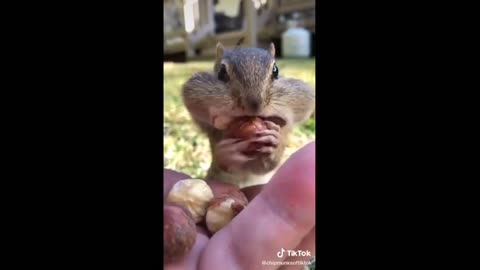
276, 248, 312, 258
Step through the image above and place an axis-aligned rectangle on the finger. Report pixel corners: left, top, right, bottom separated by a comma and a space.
241, 184, 264, 201
250, 135, 279, 146
264, 120, 281, 132
255, 129, 279, 139
201, 141, 316, 270
217, 149, 256, 163
278, 228, 316, 270
229, 152, 256, 163
215, 152, 255, 172
217, 138, 242, 146
164, 169, 191, 199
218, 140, 251, 152
255, 146, 275, 154
164, 233, 209, 270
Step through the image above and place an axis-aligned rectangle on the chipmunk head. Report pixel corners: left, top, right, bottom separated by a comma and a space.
182, 43, 312, 130
213, 42, 279, 115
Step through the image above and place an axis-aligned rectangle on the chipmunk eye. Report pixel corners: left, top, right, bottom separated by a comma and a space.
272, 63, 279, 80
218, 64, 229, 82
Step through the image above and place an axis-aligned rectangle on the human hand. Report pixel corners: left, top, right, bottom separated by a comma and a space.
164, 141, 316, 270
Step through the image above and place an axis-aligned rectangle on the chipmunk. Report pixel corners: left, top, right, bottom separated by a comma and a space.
182, 42, 315, 188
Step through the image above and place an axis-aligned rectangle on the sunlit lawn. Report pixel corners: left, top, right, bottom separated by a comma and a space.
164, 58, 316, 178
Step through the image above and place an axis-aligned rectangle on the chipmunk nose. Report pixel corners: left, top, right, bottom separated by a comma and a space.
245, 96, 263, 114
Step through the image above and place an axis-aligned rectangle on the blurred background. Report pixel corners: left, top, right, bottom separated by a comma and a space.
164, 0, 316, 179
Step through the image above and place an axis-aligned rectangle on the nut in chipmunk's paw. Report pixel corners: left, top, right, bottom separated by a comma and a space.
167, 179, 214, 223
163, 202, 197, 263
225, 116, 267, 154
225, 116, 267, 140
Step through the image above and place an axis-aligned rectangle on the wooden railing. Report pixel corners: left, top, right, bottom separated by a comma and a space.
165, 0, 316, 57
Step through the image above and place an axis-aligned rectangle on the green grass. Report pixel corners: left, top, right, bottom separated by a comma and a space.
163, 58, 316, 178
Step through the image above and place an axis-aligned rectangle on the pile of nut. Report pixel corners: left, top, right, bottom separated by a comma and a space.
164, 179, 249, 262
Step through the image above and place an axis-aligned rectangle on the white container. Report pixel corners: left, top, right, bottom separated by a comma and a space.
281, 20, 311, 58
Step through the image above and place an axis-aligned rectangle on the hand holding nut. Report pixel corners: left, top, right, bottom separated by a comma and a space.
163, 142, 316, 269
164, 178, 249, 262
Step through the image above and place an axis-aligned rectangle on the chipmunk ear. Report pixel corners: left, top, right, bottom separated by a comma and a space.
214, 42, 225, 72
216, 42, 224, 60
269, 42, 276, 58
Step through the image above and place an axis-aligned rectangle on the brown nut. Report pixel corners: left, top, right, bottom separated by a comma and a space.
164, 203, 197, 263
225, 116, 267, 140
205, 188, 248, 234
207, 180, 249, 208
166, 179, 214, 223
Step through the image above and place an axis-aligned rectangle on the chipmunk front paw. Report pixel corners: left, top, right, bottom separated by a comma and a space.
215, 121, 283, 174
251, 120, 281, 155
214, 138, 256, 172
